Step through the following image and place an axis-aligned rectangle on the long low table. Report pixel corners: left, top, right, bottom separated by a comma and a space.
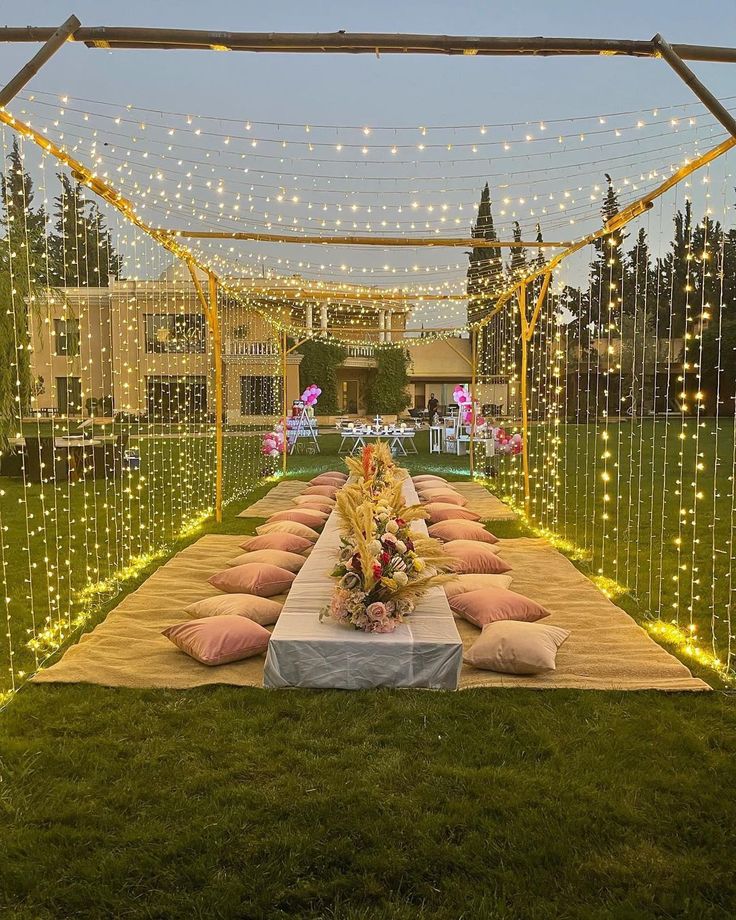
263, 475, 462, 689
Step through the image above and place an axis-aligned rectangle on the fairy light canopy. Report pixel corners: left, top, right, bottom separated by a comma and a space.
5, 84, 732, 336
1, 23, 736, 709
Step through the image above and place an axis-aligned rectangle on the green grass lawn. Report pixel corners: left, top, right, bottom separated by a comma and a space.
1, 436, 736, 918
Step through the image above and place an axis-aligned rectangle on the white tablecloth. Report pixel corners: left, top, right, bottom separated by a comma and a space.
263, 474, 462, 689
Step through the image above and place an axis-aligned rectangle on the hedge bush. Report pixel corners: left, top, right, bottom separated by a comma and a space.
297, 339, 348, 415
365, 346, 412, 415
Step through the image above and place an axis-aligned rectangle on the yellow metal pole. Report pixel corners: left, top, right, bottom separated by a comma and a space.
517, 283, 532, 515
208, 272, 223, 523
469, 327, 477, 477
281, 329, 288, 476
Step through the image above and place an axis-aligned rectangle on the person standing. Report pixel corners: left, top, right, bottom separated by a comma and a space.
427, 392, 439, 424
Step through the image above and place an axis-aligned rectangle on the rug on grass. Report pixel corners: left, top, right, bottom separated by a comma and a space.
32, 535, 266, 689
237, 480, 309, 517
451, 483, 518, 521
32, 536, 709, 692
458, 538, 710, 691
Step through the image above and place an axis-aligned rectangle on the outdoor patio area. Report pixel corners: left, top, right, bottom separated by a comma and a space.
2, 7, 736, 920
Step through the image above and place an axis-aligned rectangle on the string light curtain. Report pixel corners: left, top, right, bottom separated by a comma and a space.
488, 156, 736, 680
0, 130, 277, 704
1, 85, 736, 695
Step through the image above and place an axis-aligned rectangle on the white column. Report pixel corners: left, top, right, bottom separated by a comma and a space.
378, 309, 386, 344
320, 304, 328, 333
305, 303, 313, 332
385, 309, 392, 343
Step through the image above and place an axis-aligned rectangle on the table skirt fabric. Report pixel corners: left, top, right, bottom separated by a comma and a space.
263, 473, 463, 689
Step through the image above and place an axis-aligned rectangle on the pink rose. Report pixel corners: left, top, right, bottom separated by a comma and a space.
366, 601, 387, 622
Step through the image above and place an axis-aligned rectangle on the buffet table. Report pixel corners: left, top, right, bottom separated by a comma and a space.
263, 475, 462, 689
337, 427, 418, 456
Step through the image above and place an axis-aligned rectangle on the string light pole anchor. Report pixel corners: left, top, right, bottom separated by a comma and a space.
653, 33, 736, 139
0, 15, 80, 109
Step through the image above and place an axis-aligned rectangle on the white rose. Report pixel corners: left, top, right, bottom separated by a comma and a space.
394, 571, 409, 587
386, 520, 399, 534
395, 540, 407, 554
369, 540, 382, 554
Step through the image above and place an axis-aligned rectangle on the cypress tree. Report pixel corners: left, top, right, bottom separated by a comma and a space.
50, 174, 122, 286
467, 183, 504, 368
508, 220, 527, 282
466, 183, 504, 323
0, 137, 49, 432
589, 173, 626, 329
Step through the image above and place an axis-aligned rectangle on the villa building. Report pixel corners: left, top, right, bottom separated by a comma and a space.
26, 273, 490, 423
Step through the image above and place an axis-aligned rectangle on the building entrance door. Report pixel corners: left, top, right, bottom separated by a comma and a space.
340, 379, 359, 414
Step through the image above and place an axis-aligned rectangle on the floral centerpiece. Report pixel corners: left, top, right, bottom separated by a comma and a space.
321, 443, 455, 633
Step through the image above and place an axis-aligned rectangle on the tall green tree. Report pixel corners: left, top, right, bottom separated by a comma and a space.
656, 200, 693, 337
467, 183, 505, 370
588, 174, 626, 328
0, 138, 49, 436
0, 137, 50, 286
508, 220, 528, 282
467, 183, 504, 322
49, 174, 122, 286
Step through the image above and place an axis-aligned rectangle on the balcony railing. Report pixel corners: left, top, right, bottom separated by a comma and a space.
223, 340, 279, 356
344, 344, 375, 358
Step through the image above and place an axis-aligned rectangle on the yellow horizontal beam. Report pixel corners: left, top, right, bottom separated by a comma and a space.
158, 228, 573, 249
2, 29, 736, 64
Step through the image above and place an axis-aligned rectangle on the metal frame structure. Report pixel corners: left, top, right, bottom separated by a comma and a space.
1, 19, 736, 511
2, 27, 736, 63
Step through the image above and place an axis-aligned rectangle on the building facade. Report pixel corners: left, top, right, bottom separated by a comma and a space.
26, 274, 506, 423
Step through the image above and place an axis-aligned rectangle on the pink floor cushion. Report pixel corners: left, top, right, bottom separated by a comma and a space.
318, 470, 348, 480
208, 563, 296, 597
444, 573, 514, 599
412, 475, 448, 485
443, 540, 512, 575
183, 594, 283, 627
267, 509, 329, 528
163, 614, 271, 666
293, 495, 336, 509
255, 521, 320, 541
418, 489, 467, 507
428, 521, 498, 544
424, 504, 482, 524
463, 621, 570, 674
303, 485, 340, 498
449, 587, 551, 628
240, 532, 314, 555
310, 474, 347, 486
227, 549, 305, 573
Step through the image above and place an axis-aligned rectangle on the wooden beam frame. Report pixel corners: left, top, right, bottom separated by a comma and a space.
1, 28, 736, 64
653, 33, 736, 139
187, 261, 224, 522
160, 229, 571, 249
516, 283, 532, 514
208, 272, 224, 522
281, 329, 289, 477
0, 15, 80, 108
